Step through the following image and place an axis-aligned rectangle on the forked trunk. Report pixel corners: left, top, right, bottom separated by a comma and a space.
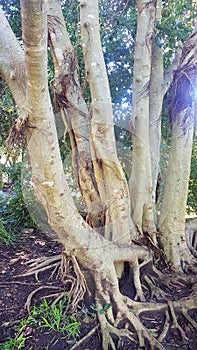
47, 0, 104, 230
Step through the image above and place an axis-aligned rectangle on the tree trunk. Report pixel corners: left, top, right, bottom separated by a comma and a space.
80, 0, 135, 243
129, 0, 157, 238
0, 7, 26, 119
159, 29, 197, 270
159, 109, 195, 270
47, 0, 103, 231
19, 5, 152, 332
149, 0, 163, 223
149, 44, 163, 222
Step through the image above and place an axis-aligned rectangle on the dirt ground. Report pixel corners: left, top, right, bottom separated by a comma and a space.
0, 229, 196, 350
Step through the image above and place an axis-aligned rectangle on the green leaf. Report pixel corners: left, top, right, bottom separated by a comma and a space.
99, 309, 106, 314
100, 303, 111, 314
103, 303, 111, 311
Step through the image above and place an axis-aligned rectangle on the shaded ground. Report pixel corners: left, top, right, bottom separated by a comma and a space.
0, 229, 196, 349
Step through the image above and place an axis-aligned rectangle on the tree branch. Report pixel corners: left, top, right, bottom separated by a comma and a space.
0, 7, 26, 108
163, 44, 182, 95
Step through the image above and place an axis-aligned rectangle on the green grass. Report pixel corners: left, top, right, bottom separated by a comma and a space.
1, 297, 81, 349
30, 297, 81, 339
0, 218, 16, 246
1, 333, 27, 350
1, 318, 31, 350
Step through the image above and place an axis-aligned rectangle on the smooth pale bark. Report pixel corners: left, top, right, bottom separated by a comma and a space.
47, 0, 103, 230
18, 0, 150, 295
149, 45, 163, 214
159, 29, 197, 270
1, 2, 196, 347
149, 0, 163, 221
0, 7, 26, 116
80, 0, 135, 243
163, 45, 182, 95
129, 0, 156, 237
158, 110, 194, 270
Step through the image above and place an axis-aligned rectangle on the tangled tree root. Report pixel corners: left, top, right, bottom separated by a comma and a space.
96, 293, 165, 350
94, 287, 197, 350
24, 285, 64, 313
15, 252, 87, 311
14, 245, 197, 349
15, 254, 62, 281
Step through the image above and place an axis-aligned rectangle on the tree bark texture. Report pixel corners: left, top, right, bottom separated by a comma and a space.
80, 0, 135, 243
47, 0, 104, 231
129, 0, 157, 237
0, 7, 26, 118
159, 29, 197, 270
0, 2, 197, 348
18, 0, 150, 288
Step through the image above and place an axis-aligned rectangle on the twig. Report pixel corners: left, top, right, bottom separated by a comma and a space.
0, 281, 42, 286
69, 324, 99, 350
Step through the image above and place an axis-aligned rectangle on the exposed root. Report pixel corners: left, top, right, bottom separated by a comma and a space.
168, 301, 188, 340
132, 260, 146, 301
14, 251, 88, 314
13, 251, 87, 311
51, 291, 68, 306
15, 254, 62, 281
90, 262, 197, 350
60, 252, 89, 310
157, 310, 170, 342
69, 324, 99, 350
182, 308, 197, 330
25, 286, 63, 313
144, 275, 169, 300
25, 255, 62, 269
13, 244, 197, 349
96, 294, 165, 350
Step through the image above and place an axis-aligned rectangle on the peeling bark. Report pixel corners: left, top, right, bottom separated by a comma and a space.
0, 2, 197, 348
80, 0, 135, 243
47, 0, 103, 230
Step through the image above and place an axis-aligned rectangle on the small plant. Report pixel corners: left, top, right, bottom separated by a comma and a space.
0, 218, 15, 246
0, 162, 35, 235
1, 298, 81, 350
99, 303, 111, 314
30, 297, 81, 339
1, 318, 31, 350
1, 333, 27, 350
81, 303, 97, 319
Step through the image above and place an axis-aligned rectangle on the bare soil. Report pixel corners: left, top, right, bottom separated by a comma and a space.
0, 229, 196, 350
